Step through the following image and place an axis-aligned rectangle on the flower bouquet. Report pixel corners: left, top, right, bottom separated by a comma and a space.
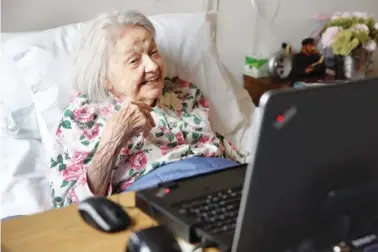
320, 12, 378, 79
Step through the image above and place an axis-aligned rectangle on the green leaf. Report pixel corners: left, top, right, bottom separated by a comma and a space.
192, 132, 200, 140
183, 131, 188, 139
193, 117, 201, 125
128, 169, 135, 176
195, 89, 201, 97
182, 103, 188, 108
155, 132, 164, 137
83, 157, 92, 165
167, 142, 178, 148
62, 120, 72, 129
139, 169, 146, 176
50, 158, 58, 168
193, 100, 199, 108
64, 152, 70, 160
60, 180, 69, 188
54, 197, 63, 203
151, 162, 160, 169
167, 133, 174, 142
87, 121, 95, 129
57, 154, 63, 163
81, 141, 90, 146
159, 119, 167, 128
115, 104, 121, 111
64, 109, 74, 119
80, 135, 85, 140
58, 163, 67, 171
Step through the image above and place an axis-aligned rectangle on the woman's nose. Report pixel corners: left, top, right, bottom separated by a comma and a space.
144, 56, 158, 73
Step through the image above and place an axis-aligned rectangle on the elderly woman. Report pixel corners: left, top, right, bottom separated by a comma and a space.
49, 11, 245, 207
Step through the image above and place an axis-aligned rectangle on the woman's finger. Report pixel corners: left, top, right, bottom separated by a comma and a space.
139, 107, 156, 128
130, 101, 153, 111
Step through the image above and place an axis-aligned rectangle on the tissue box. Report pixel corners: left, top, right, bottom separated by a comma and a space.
244, 56, 270, 78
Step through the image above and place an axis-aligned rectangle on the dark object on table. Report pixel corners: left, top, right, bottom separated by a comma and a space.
126, 226, 182, 252
136, 77, 378, 252
78, 196, 132, 233
268, 42, 293, 80
292, 37, 326, 82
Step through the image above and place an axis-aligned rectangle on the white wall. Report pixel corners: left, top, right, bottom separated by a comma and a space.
2, 0, 378, 84
217, 0, 378, 83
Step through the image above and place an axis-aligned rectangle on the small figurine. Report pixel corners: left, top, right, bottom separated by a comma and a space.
292, 37, 326, 81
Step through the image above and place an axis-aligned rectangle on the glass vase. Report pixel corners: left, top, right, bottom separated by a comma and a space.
334, 47, 373, 80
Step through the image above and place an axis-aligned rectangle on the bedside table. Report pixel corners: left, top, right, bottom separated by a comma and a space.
243, 75, 291, 106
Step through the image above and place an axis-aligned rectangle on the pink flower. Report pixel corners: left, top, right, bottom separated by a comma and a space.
129, 151, 147, 170
77, 173, 88, 186
62, 164, 85, 181
68, 190, 79, 203
321, 26, 343, 48
72, 151, 89, 164
56, 128, 62, 136
160, 146, 171, 156
101, 107, 113, 118
199, 97, 209, 108
197, 135, 211, 146
228, 140, 237, 150
83, 124, 100, 140
177, 78, 191, 88
120, 146, 131, 156
175, 132, 185, 145
73, 104, 96, 123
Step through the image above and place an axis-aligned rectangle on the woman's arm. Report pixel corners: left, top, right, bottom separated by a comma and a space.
87, 139, 124, 196
49, 95, 115, 207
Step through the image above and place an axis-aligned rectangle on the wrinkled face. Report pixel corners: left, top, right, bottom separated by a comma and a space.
106, 25, 165, 105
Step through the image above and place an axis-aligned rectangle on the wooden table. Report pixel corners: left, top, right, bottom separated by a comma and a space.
1, 192, 219, 252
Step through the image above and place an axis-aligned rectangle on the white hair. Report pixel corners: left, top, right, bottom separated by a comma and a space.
74, 10, 156, 103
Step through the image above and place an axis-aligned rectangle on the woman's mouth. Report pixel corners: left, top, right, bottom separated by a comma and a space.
141, 76, 161, 85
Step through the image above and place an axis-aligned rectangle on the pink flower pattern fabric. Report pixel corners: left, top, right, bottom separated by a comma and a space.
49, 77, 247, 207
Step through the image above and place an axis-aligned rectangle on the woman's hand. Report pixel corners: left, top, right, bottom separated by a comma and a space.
87, 101, 155, 196
101, 101, 156, 150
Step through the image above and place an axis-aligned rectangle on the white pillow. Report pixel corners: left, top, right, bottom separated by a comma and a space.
0, 50, 40, 140
2, 12, 249, 156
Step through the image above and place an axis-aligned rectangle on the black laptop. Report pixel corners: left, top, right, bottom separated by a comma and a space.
136, 78, 378, 252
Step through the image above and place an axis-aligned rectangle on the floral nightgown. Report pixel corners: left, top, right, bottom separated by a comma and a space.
49, 77, 248, 207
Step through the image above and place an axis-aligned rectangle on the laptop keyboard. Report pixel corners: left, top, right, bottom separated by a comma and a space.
173, 186, 243, 235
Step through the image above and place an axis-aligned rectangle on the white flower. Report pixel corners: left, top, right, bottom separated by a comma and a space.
353, 12, 369, 19
342, 12, 353, 18
375, 22, 378, 30
350, 23, 369, 33
321, 26, 343, 48
364, 40, 377, 52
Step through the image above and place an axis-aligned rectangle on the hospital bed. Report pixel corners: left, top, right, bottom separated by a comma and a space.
0, 0, 257, 218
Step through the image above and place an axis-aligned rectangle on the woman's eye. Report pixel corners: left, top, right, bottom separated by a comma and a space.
129, 59, 139, 64
151, 50, 159, 56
